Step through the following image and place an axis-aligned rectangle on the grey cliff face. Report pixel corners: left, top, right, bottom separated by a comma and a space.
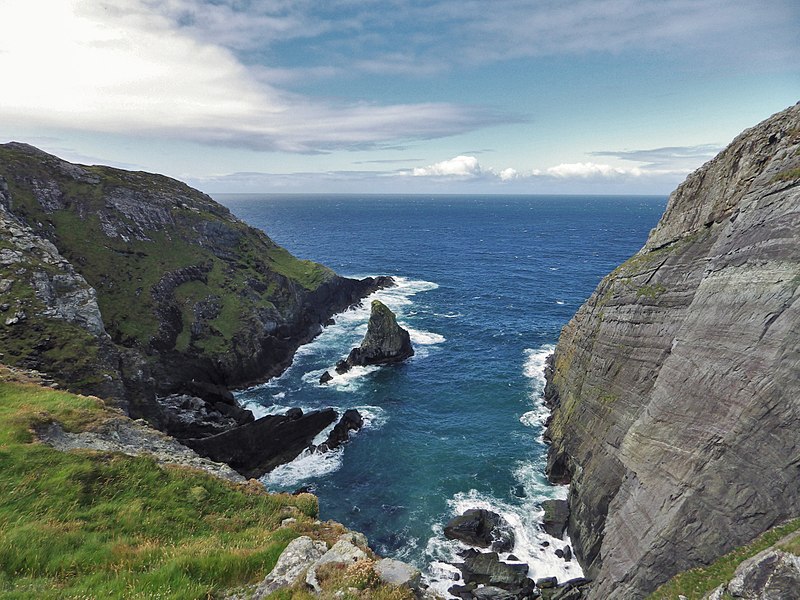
544, 103, 800, 598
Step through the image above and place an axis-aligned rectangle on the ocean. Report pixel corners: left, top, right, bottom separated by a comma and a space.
215, 194, 666, 592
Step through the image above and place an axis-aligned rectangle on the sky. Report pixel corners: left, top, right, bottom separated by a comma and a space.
1, 0, 798, 195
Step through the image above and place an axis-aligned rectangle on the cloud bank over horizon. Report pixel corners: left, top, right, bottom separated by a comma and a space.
1, 0, 796, 194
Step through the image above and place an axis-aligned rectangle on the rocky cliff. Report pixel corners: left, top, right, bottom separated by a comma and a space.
0, 143, 388, 420
543, 103, 800, 598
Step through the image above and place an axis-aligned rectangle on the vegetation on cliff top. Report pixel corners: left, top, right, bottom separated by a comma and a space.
0, 373, 319, 599
0, 142, 336, 392
0, 371, 417, 599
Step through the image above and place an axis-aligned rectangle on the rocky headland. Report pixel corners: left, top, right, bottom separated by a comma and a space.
543, 103, 800, 598
0, 142, 391, 474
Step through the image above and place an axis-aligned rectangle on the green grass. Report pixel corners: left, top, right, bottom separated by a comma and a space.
0, 379, 321, 599
266, 247, 333, 291
647, 517, 800, 599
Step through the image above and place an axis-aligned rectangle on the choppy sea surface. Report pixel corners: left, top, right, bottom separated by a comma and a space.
215, 194, 666, 592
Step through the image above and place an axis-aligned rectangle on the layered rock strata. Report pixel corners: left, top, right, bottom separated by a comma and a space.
543, 103, 800, 598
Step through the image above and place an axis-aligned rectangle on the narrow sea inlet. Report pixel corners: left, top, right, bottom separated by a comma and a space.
217, 194, 665, 590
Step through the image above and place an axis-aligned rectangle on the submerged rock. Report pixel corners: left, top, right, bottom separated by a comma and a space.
345, 299, 414, 367
445, 508, 516, 552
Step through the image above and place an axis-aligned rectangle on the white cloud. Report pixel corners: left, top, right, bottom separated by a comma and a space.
408, 155, 692, 185
543, 162, 644, 179
499, 167, 518, 181
413, 155, 482, 177
0, 0, 502, 153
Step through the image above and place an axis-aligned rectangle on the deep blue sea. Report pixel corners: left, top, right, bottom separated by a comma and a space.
215, 194, 666, 591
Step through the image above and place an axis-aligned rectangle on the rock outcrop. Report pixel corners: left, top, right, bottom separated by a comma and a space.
543, 103, 800, 598
337, 300, 414, 373
444, 508, 516, 552
0, 142, 391, 426
184, 408, 338, 479
704, 530, 800, 600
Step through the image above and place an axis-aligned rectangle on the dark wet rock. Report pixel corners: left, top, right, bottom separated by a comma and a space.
184, 408, 337, 478
549, 586, 585, 600
343, 299, 414, 367
555, 549, 564, 559
507, 554, 519, 562
449, 583, 477, 599
540, 499, 570, 540
457, 551, 529, 589
471, 586, 517, 600
536, 577, 558, 589
319, 371, 333, 384
335, 360, 351, 375
324, 317, 335, 326
153, 393, 254, 439
317, 409, 363, 452
562, 546, 572, 562
444, 509, 516, 552
540, 541, 550, 547
285, 407, 303, 420
181, 380, 235, 406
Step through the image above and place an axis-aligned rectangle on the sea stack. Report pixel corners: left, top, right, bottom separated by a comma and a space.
339, 300, 414, 372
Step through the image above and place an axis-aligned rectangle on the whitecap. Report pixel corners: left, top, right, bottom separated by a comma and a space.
406, 327, 446, 346
261, 446, 344, 488
522, 344, 554, 381
556, 300, 565, 305
422, 484, 582, 597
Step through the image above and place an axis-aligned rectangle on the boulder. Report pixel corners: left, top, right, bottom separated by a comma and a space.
252, 536, 327, 599
305, 538, 368, 592
724, 548, 800, 598
318, 409, 363, 452
471, 586, 518, 600
536, 577, 558, 589
344, 300, 414, 367
445, 509, 516, 552
540, 499, 569, 540
374, 558, 421, 590
285, 407, 303, 420
335, 360, 351, 375
319, 371, 333, 384
457, 550, 529, 589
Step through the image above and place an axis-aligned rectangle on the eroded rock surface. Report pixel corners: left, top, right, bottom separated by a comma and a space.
342, 299, 414, 369
544, 103, 800, 598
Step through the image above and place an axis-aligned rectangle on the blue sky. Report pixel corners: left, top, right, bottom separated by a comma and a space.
1, 0, 798, 194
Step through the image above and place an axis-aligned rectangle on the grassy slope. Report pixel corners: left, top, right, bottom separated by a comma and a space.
0, 375, 320, 599
0, 374, 415, 600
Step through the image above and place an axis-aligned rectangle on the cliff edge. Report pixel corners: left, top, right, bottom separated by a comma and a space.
0, 143, 388, 421
543, 103, 800, 598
